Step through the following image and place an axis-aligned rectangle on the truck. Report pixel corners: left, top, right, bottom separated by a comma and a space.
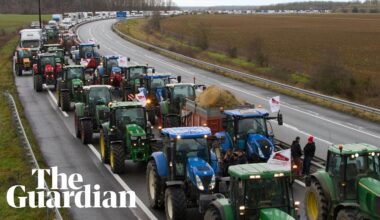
52, 14, 62, 23
19, 29, 43, 56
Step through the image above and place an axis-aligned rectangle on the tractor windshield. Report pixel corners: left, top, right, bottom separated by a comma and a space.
237, 117, 267, 137
106, 59, 119, 73
172, 85, 195, 100
89, 88, 111, 106
175, 138, 209, 162
128, 67, 146, 79
66, 68, 84, 80
115, 107, 146, 128
151, 77, 169, 89
22, 40, 40, 48
81, 45, 94, 58
40, 56, 55, 66
244, 177, 293, 214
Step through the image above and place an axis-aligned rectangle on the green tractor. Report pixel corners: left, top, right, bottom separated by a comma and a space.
57, 65, 87, 111
99, 101, 154, 174
47, 47, 67, 66
205, 163, 299, 220
74, 85, 113, 144
305, 143, 380, 220
121, 65, 154, 101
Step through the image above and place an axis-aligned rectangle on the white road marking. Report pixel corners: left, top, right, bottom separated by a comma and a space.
44, 85, 69, 117
87, 144, 158, 220
295, 179, 306, 188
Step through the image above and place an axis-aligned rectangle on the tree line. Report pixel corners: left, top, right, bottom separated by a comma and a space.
0, 0, 176, 14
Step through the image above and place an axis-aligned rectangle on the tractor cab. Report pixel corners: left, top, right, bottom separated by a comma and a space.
110, 102, 148, 132
79, 43, 99, 59
15, 48, 32, 75
83, 85, 112, 125
47, 47, 65, 65
305, 143, 380, 220
97, 55, 130, 85
41, 43, 62, 53
215, 107, 283, 163
60, 65, 85, 93
205, 163, 298, 220
34, 53, 58, 75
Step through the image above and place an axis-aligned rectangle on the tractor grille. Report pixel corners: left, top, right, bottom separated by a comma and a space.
258, 139, 271, 157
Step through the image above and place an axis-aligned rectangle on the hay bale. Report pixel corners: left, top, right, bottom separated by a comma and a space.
196, 85, 245, 108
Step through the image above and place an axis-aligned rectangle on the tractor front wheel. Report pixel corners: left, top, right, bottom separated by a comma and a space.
110, 143, 125, 174
34, 75, 43, 92
305, 179, 328, 220
147, 160, 163, 209
60, 91, 71, 111
100, 129, 110, 164
165, 187, 186, 220
204, 206, 222, 220
80, 120, 93, 144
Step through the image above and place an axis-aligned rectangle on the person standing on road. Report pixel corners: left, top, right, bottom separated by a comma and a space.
291, 137, 302, 175
302, 136, 316, 176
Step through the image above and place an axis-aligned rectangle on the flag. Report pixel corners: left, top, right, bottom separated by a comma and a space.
136, 90, 147, 107
118, 56, 128, 67
267, 149, 291, 171
269, 96, 280, 113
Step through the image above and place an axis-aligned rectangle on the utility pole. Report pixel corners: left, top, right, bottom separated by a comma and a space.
38, 0, 42, 29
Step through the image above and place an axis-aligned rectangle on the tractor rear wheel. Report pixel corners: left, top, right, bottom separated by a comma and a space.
110, 143, 125, 174
60, 91, 71, 111
100, 129, 110, 164
165, 187, 186, 220
74, 113, 81, 138
305, 179, 328, 220
147, 160, 163, 209
336, 209, 357, 220
80, 120, 93, 144
34, 75, 43, 92
204, 206, 222, 220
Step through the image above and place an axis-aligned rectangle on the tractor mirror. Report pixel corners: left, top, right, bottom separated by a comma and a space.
97, 45, 100, 49
177, 76, 182, 83
152, 68, 155, 73
277, 113, 283, 126
127, 57, 130, 62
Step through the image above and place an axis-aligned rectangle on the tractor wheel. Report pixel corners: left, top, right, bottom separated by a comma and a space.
148, 110, 156, 126
34, 75, 43, 92
110, 143, 125, 174
204, 206, 222, 220
305, 179, 328, 220
60, 91, 71, 111
80, 120, 93, 144
165, 187, 186, 220
336, 209, 357, 220
74, 113, 81, 138
17, 64, 22, 76
100, 129, 110, 164
147, 160, 164, 209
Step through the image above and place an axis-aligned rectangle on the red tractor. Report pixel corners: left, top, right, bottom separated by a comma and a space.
33, 53, 62, 92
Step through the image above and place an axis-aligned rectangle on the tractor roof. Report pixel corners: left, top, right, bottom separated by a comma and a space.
108, 101, 143, 109
329, 143, 380, 155
104, 55, 121, 59
39, 53, 56, 57
83, 85, 112, 90
80, 42, 96, 46
63, 65, 83, 69
228, 163, 291, 180
223, 108, 269, 118
144, 73, 172, 79
161, 127, 211, 139
166, 83, 194, 87
44, 44, 61, 47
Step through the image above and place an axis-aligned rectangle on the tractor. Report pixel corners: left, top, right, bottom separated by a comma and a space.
33, 53, 62, 92
99, 101, 155, 173
96, 55, 130, 86
121, 65, 154, 101
159, 82, 205, 128
57, 65, 88, 111
73, 42, 100, 68
45, 26, 59, 43
59, 31, 78, 55
47, 47, 67, 66
213, 107, 283, 174
304, 143, 380, 220
146, 126, 220, 220
205, 163, 299, 220
74, 85, 113, 144
14, 48, 32, 76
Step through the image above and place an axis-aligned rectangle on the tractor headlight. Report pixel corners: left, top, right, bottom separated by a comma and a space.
209, 174, 216, 190
132, 142, 137, 147
195, 175, 204, 191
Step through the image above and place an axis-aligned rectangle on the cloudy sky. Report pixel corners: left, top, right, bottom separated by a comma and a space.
173, 0, 357, 7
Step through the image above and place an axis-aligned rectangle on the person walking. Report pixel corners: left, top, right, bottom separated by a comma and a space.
291, 137, 302, 176
302, 136, 316, 176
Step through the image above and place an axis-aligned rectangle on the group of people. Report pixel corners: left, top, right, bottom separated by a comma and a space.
291, 135, 316, 176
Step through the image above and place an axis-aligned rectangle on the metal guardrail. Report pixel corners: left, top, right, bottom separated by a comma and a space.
111, 22, 380, 116
4, 92, 63, 220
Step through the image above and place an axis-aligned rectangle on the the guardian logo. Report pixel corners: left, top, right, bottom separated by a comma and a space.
6, 167, 136, 208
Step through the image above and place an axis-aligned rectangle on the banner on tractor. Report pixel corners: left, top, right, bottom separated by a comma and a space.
118, 56, 128, 67
269, 96, 280, 113
267, 149, 291, 171
136, 88, 147, 107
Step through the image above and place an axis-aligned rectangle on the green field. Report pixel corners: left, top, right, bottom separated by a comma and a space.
0, 14, 68, 219
119, 14, 380, 109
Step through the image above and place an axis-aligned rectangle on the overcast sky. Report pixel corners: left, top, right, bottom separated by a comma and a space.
174, 0, 357, 7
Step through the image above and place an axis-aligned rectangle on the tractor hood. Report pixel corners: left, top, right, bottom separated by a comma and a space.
259, 208, 295, 220
126, 124, 146, 137
247, 134, 274, 161
358, 177, 380, 218
186, 157, 215, 192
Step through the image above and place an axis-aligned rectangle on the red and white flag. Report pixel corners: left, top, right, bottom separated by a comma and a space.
136, 91, 146, 107
118, 56, 128, 67
267, 149, 291, 171
269, 96, 280, 113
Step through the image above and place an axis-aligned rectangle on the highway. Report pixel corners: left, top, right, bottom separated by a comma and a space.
14, 19, 380, 219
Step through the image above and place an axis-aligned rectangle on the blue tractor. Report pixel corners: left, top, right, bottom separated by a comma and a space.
73, 42, 100, 71
96, 55, 130, 86
215, 108, 283, 173
146, 127, 220, 220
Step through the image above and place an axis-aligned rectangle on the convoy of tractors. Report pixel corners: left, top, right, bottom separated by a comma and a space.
12, 16, 380, 220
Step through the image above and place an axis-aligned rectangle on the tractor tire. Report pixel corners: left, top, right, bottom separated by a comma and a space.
80, 120, 93, 144
336, 209, 357, 220
74, 113, 81, 138
147, 160, 164, 209
17, 64, 22, 76
34, 75, 43, 92
204, 206, 222, 220
60, 91, 71, 111
100, 129, 110, 164
148, 110, 156, 126
305, 179, 328, 220
165, 187, 186, 220
110, 143, 125, 174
